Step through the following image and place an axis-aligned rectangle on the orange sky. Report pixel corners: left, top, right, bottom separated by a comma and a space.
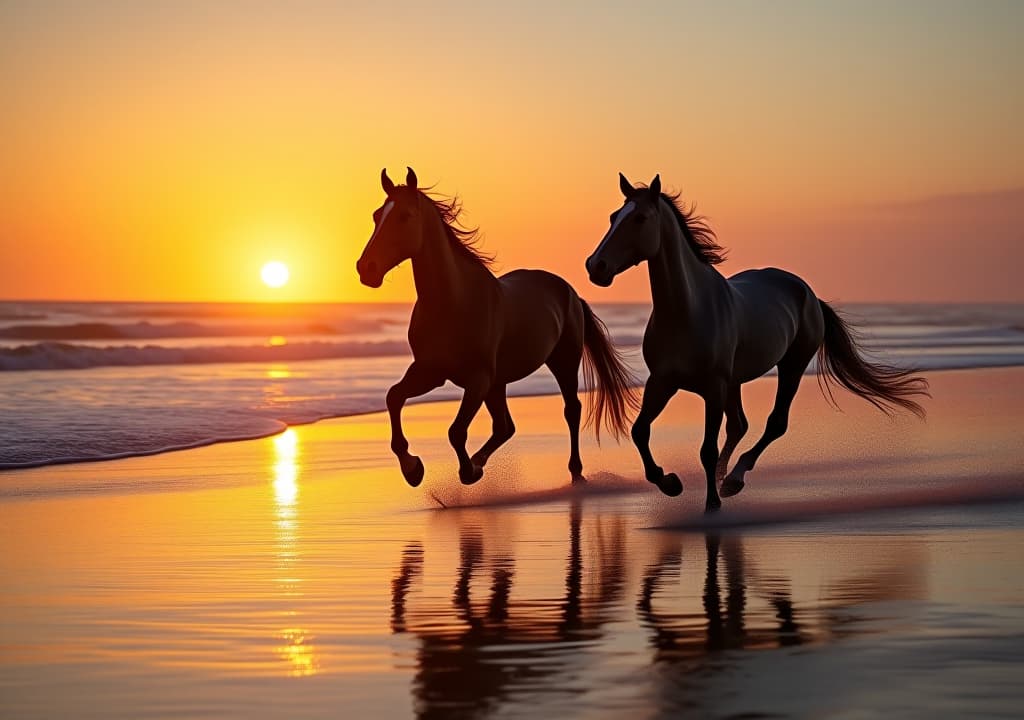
1, 2, 1022, 302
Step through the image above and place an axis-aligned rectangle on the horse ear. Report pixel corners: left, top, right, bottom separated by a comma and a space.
381, 168, 396, 196
649, 174, 661, 196
619, 172, 635, 197
406, 167, 418, 190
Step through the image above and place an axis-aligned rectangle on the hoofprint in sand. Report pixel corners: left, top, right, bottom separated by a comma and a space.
0, 368, 1022, 719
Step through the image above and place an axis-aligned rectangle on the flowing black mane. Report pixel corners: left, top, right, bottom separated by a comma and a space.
406, 187, 495, 269
654, 190, 727, 265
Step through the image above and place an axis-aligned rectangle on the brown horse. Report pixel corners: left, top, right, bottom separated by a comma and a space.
357, 168, 637, 487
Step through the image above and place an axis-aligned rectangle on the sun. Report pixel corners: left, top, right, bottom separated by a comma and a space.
261, 261, 290, 289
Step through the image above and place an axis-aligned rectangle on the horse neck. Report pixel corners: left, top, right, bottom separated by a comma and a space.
648, 204, 720, 319
410, 210, 493, 309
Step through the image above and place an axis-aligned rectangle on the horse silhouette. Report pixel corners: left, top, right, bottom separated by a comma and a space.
390, 512, 924, 718
587, 174, 929, 512
390, 503, 626, 720
637, 533, 807, 661
357, 168, 637, 487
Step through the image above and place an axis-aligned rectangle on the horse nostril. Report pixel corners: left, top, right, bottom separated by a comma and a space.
594, 259, 609, 274
364, 260, 378, 275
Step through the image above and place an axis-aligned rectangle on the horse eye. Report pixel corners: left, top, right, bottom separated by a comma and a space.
398, 210, 412, 222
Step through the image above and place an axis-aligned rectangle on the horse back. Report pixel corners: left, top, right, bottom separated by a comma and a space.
495, 269, 581, 382
727, 268, 822, 380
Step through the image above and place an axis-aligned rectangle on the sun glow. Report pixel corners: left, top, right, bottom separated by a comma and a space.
261, 261, 290, 289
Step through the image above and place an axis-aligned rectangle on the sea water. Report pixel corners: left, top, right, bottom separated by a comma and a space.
1, 301, 1022, 468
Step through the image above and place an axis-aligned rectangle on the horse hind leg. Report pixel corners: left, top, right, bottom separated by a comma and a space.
470, 385, 516, 469
546, 343, 585, 484
449, 374, 491, 485
722, 348, 814, 497
716, 385, 748, 483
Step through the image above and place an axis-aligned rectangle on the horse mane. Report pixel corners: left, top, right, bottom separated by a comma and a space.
400, 186, 495, 269
639, 185, 727, 265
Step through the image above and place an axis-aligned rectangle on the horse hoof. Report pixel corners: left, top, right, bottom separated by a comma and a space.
402, 456, 425, 487
653, 472, 683, 497
460, 464, 485, 485
720, 476, 745, 498
571, 473, 587, 485
705, 499, 722, 514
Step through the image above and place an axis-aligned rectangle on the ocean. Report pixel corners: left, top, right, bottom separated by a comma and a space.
1, 301, 1022, 469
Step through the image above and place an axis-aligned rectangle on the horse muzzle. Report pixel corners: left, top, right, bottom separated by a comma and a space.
586, 256, 615, 287
356, 259, 384, 289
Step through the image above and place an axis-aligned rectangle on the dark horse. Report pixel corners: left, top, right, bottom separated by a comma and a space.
586, 174, 929, 512
357, 168, 637, 487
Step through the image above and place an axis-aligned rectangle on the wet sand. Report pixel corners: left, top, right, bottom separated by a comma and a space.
1, 368, 1023, 718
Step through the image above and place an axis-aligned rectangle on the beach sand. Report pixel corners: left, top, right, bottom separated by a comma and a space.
1, 368, 1023, 718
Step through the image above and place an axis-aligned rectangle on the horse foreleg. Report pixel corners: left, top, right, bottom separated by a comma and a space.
470, 385, 515, 470
449, 376, 490, 484
631, 375, 680, 496
387, 362, 444, 487
716, 385, 749, 482
701, 383, 727, 513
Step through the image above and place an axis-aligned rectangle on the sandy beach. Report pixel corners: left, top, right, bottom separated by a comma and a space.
2, 367, 1023, 719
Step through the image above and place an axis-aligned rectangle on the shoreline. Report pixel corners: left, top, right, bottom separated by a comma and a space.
3, 362, 1022, 474
3, 366, 1021, 507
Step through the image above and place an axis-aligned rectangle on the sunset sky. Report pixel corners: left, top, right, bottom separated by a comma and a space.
2, 1, 1021, 302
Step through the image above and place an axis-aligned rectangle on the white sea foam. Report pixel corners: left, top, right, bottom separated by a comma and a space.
0, 339, 410, 371
0, 301, 1021, 469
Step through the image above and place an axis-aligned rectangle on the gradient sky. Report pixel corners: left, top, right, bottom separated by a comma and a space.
2, 1, 1022, 302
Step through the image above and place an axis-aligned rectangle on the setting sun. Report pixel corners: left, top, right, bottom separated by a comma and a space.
261, 261, 290, 289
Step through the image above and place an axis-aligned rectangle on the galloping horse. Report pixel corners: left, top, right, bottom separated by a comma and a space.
586, 174, 928, 512
357, 168, 637, 487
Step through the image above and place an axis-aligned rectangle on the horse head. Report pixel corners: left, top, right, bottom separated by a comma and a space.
357, 167, 425, 288
586, 173, 663, 287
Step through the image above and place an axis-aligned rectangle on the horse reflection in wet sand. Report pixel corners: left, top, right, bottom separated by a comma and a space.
634, 531, 925, 717
357, 168, 637, 488
390, 503, 625, 720
638, 534, 806, 661
587, 174, 930, 512
391, 516, 926, 719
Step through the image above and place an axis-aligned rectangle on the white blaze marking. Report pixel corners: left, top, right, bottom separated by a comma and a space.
595, 201, 636, 256
367, 200, 395, 245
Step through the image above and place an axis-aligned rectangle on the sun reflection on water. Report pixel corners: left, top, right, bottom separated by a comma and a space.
266, 364, 292, 379
269, 427, 319, 676
273, 429, 299, 507
277, 627, 320, 677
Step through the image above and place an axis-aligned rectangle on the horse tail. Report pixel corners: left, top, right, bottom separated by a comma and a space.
580, 300, 640, 441
817, 300, 929, 418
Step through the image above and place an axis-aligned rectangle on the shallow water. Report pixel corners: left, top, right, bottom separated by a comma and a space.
2, 301, 1023, 468
1, 369, 1023, 718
